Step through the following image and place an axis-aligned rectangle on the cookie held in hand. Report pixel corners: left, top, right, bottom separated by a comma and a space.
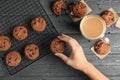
50, 38, 66, 53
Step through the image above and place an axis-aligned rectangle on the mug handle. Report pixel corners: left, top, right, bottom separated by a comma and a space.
100, 35, 110, 43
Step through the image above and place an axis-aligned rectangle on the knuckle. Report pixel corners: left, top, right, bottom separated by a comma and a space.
66, 60, 70, 65
69, 38, 74, 42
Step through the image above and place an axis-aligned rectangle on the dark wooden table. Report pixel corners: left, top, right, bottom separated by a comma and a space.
0, 0, 120, 80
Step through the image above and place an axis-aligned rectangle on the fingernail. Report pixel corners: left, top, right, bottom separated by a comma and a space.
55, 53, 60, 55
55, 53, 58, 56
58, 36, 60, 38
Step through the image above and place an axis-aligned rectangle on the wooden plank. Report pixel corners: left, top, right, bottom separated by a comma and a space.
1, 76, 120, 80
0, 76, 90, 80
0, 54, 120, 80
2, 54, 118, 76
0, 57, 119, 78
1, 53, 120, 77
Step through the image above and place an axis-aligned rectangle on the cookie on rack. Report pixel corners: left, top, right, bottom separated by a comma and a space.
6, 51, 21, 67
24, 44, 40, 60
31, 17, 46, 32
0, 35, 11, 51
13, 26, 28, 40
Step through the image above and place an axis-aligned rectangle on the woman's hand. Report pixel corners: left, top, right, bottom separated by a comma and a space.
55, 34, 89, 71
55, 34, 109, 80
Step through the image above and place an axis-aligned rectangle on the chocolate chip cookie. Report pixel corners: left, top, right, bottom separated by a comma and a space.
24, 44, 39, 60
31, 17, 46, 32
13, 26, 28, 40
50, 38, 66, 53
101, 10, 115, 25
0, 35, 11, 51
94, 40, 111, 55
52, 0, 66, 16
71, 1, 88, 18
6, 51, 21, 67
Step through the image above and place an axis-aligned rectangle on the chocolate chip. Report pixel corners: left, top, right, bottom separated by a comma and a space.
32, 52, 34, 55
29, 54, 33, 57
15, 57, 17, 61
2, 45, 5, 48
33, 22, 36, 24
23, 30, 26, 33
9, 57, 12, 60
111, 18, 114, 21
3, 41, 6, 44
14, 30, 17, 32
20, 27, 22, 29
35, 47, 38, 50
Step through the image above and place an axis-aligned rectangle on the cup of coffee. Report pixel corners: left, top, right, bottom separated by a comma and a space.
80, 15, 106, 40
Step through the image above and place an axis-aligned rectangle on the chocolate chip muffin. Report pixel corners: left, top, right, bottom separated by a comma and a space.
50, 38, 66, 53
71, 1, 89, 18
13, 26, 28, 40
6, 51, 21, 67
52, 0, 66, 16
0, 35, 11, 51
24, 44, 39, 60
31, 17, 46, 32
94, 40, 111, 55
101, 10, 115, 25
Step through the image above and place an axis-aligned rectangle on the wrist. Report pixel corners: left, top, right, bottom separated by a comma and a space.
81, 62, 109, 80
82, 62, 93, 74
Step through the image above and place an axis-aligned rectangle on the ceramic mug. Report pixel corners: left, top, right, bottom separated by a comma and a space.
80, 15, 106, 40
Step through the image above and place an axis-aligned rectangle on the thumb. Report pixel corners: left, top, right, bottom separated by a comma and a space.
55, 53, 68, 63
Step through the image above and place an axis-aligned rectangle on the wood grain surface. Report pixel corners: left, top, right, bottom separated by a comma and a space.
0, 0, 120, 80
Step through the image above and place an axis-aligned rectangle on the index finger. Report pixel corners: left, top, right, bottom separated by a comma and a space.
58, 34, 77, 50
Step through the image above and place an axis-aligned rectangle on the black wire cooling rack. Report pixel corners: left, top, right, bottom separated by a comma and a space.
0, 0, 59, 75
